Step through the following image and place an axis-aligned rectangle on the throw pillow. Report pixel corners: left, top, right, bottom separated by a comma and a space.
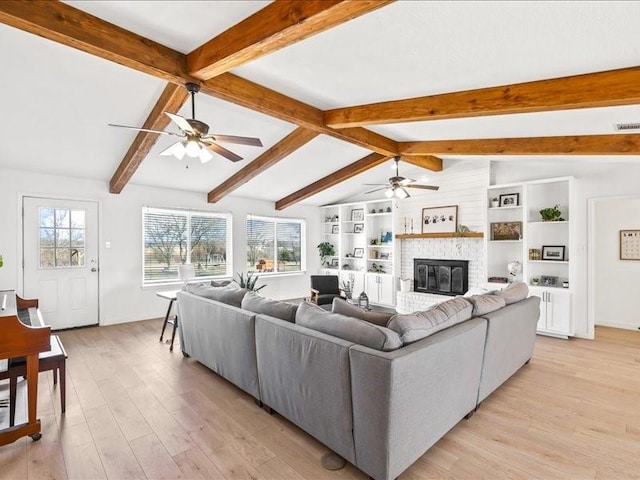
210, 279, 232, 287
241, 291, 298, 323
295, 301, 402, 352
387, 297, 473, 344
184, 283, 248, 308
494, 281, 529, 305
465, 294, 506, 316
331, 298, 394, 327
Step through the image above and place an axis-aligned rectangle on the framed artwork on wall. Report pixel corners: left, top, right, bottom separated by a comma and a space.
422, 205, 458, 234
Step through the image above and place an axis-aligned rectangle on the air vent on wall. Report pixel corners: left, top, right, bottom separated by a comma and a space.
614, 123, 640, 131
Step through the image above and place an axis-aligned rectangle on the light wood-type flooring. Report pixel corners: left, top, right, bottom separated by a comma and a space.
1, 320, 639, 479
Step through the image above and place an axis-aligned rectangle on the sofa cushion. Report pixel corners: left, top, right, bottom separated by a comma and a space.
387, 297, 473, 344
241, 291, 298, 323
465, 294, 506, 316
295, 301, 402, 352
210, 279, 232, 287
331, 298, 393, 327
494, 281, 529, 305
184, 282, 248, 307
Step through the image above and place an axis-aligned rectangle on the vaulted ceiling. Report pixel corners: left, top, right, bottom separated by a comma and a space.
1, 1, 640, 209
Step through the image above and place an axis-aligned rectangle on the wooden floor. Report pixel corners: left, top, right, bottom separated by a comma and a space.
1, 320, 640, 479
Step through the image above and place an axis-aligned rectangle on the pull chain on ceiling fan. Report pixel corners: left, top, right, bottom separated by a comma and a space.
363, 156, 439, 198
108, 82, 263, 164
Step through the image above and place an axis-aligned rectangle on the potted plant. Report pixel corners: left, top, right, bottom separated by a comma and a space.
531, 277, 539, 286
236, 271, 266, 292
317, 241, 336, 267
490, 197, 499, 208
539, 205, 565, 222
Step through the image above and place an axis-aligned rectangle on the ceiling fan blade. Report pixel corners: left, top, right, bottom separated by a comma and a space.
203, 141, 244, 162
108, 124, 182, 136
203, 134, 263, 147
364, 187, 388, 195
165, 112, 196, 135
400, 177, 416, 185
406, 184, 440, 191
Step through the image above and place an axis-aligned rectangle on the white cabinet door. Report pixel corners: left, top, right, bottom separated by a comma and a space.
546, 290, 571, 334
365, 273, 380, 303
528, 288, 546, 331
378, 275, 395, 306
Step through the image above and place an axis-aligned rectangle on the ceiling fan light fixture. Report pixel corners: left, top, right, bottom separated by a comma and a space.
185, 138, 201, 158
384, 188, 394, 198
395, 187, 409, 199
198, 147, 213, 163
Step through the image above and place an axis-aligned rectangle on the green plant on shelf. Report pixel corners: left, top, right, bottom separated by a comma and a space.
317, 241, 336, 266
539, 205, 565, 222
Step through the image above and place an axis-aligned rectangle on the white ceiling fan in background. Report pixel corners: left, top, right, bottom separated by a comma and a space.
363, 156, 440, 198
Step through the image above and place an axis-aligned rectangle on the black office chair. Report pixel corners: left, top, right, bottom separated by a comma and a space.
309, 275, 343, 306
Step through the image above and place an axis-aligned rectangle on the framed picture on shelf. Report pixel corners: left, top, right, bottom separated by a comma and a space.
541, 245, 565, 261
353, 223, 364, 234
330, 258, 339, 267
490, 222, 522, 241
353, 248, 364, 258
351, 209, 364, 221
331, 225, 339, 234
422, 205, 458, 234
499, 193, 519, 207
620, 230, 640, 260
540, 275, 558, 287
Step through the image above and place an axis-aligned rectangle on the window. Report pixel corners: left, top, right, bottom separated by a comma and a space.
246, 215, 305, 275
143, 207, 232, 285
39, 207, 85, 268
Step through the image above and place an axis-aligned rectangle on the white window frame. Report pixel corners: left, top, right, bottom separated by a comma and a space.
246, 214, 306, 276
142, 206, 233, 286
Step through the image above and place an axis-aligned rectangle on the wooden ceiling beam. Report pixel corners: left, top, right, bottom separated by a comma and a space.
199, 74, 398, 156
275, 153, 391, 210
208, 127, 319, 203
188, 0, 392, 80
399, 155, 443, 171
399, 134, 640, 156
109, 83, 189, 193
0, 0, 187, 85
324, 66, 640, 128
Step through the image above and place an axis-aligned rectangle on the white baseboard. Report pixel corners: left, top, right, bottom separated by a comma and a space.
595, 320, 640, 331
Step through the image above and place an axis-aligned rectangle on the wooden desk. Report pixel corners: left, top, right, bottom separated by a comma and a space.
0, 290, 50, 445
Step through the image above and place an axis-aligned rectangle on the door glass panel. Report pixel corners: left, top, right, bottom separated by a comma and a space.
56, 248, 70, 267
55, 209, 70, 228
71, 229, 85, 247
39, 207, 86, 268
40, 228, 55, 247
71, 210, 85, 228
56, 229, 70, 247
40, 208, 55, 227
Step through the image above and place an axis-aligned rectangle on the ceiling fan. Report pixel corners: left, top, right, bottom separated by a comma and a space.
364, 156, 439, 199
109, 82, 263, 163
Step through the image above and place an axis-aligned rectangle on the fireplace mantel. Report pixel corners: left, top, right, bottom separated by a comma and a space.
396, 232, 483, 239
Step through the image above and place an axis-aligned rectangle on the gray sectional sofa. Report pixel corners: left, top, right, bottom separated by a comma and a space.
177, 282, 540, 480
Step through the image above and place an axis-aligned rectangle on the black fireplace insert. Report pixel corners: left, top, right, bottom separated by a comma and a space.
413, 259, 469, 296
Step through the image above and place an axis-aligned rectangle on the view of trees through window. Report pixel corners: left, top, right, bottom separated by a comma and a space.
143, 207, 231, 284
247, 215, 304, 274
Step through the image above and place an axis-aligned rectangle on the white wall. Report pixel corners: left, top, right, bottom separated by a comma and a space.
593, 197, 640, 330
0, 167, 320, 326
493, 160, 640, 338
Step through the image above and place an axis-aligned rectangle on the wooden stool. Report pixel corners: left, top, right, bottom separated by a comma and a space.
7, 335, 67, 426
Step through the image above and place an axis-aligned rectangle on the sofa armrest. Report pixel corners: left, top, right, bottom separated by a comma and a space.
349, 318, 487, 480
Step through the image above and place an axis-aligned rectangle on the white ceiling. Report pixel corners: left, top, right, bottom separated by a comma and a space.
2, 1, 640, 208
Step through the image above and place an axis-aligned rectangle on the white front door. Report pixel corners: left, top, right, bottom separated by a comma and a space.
23, 197, 99, 330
